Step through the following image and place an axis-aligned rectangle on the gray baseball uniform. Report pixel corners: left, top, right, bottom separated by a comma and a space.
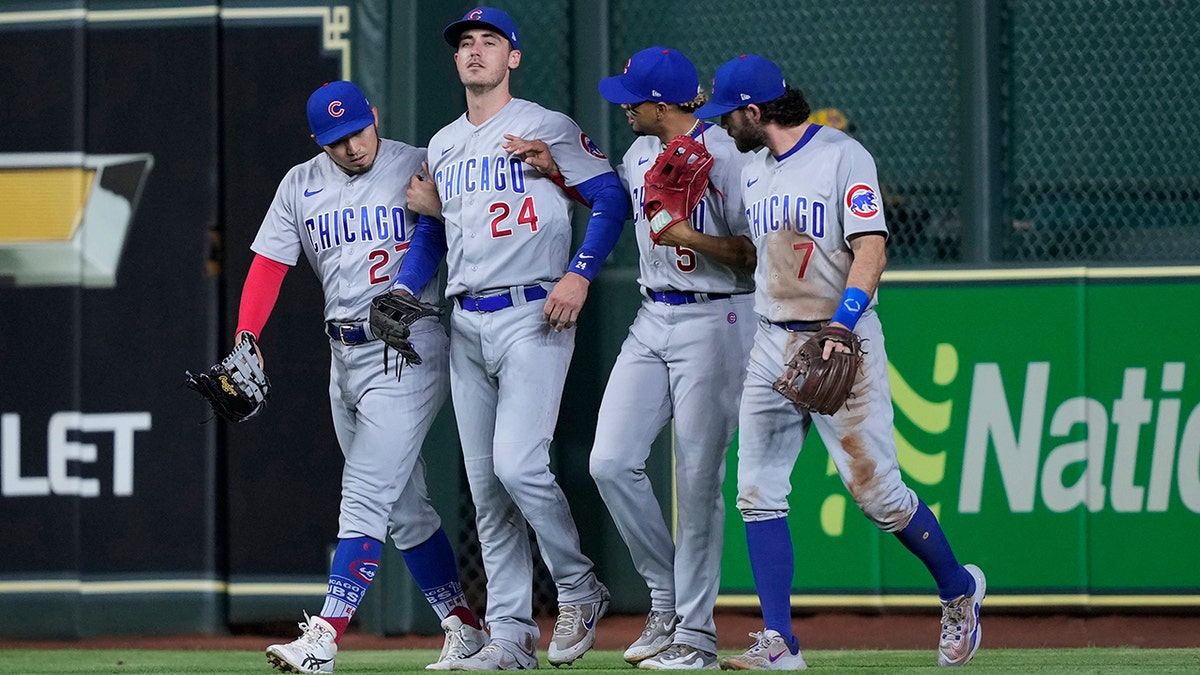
423, 97, 611, 645
251, 138, 447, 549
589, 122, 755, 655
736, 124, 917, 530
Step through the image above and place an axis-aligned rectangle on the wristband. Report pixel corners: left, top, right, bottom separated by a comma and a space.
831, 287, 869, 329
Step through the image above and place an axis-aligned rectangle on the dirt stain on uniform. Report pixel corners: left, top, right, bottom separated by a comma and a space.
840, 432, 877, 502
764, 231, 838, 320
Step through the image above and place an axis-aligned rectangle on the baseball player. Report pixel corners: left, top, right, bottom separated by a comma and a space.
692, 55, 987, 669
240, 80, 485, 673
391, 8, 626, 670
588, 47, 755, 670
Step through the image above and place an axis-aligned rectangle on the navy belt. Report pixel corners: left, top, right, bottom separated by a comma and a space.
325, 321, 374, 345
768, 318, 829, 332
648, 290, 732, 305
457, 285, 549, 313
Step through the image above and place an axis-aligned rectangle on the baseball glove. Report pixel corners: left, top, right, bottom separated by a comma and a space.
369, 290, 443, 371
643, 134, 714, 244
772, 326, 865, 416
185, 334, 271, 422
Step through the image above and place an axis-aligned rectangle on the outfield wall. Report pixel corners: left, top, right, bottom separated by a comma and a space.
0, 1, 1197, 640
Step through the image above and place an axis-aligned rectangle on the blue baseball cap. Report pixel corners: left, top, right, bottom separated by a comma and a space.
597, 46, 701, 105
307, 81, 375, 146
693, 54, 787, 118
443, 7, 520, 50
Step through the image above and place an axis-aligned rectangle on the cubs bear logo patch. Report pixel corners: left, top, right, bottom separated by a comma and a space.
846, 183, 880, 219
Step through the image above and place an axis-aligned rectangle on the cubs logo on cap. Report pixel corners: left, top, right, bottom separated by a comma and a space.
598, 46, 700, 105
693, 53, 787, 118
443, 6, 520, 49
307, 80, 375, 146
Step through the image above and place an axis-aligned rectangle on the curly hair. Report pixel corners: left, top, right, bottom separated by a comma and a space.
676, 90, 709, 114
756, 87, 811, 127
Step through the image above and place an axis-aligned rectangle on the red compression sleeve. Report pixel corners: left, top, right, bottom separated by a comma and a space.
235, 254, 289, 339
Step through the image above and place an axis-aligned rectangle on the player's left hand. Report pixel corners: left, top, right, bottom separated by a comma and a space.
823, 321, 854, 359
544, 272, 589, 331
407, 161, 442, 216
503, 134, 560, 176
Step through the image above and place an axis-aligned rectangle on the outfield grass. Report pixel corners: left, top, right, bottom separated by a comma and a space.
4, 648, 1199, 673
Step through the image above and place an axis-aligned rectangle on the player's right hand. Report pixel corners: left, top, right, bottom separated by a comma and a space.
406, 161, 443, 216
503, 134, 560, 176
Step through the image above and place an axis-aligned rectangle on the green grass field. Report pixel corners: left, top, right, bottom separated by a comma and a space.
5, 648, 1199, 674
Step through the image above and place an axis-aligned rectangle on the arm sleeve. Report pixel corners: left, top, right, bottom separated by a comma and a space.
566, 171, 629, 281
392, 214, 448, 294
235, 254, 290, 339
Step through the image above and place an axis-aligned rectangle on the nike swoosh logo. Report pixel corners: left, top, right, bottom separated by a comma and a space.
441, 146, 455, 156
304, 188, 323, 197
583, 614, 598, 631
638, 157, 649, 165
767, 649, 787, 663
747, 178, 759, 187
579, 254, 594, 259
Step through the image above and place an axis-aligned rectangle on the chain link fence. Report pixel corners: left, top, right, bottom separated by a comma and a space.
438, 0, 1200, 620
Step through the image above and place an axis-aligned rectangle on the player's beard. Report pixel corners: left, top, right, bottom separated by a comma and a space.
731, 120, 767, 153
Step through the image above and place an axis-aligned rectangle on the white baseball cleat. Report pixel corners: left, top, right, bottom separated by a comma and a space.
718, 629, 807, 671
938, 563, 987, 667
427, 615, 489, 670
449, 635, 538, 670
623, 610, 679, 664
547, 584, 610, 666
638, 643, 718, 670
266, 613, 338, 673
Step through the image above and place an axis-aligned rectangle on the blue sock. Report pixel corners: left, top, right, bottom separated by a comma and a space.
319, 536, 383, 637
893, 500, 972, 601
401, 527, 479, 628
746, 517, 799, 653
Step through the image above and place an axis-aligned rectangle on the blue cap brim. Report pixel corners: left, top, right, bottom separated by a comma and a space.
597, 75, 646, 105
693, 100, 740, 118
314, 116, 374, 146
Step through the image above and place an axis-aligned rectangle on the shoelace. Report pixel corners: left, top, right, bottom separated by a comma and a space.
553, 604, 581, 635
295, 613, 328, 647
640, 611, 671, 639
657, 644, 691, 660
941, 602, 967, 641
746, 631, 772, 654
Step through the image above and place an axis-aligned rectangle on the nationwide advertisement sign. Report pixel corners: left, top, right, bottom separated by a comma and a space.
718, 269, 1200, 608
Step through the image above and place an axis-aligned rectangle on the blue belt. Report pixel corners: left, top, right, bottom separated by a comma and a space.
457, 285, 549, 313
325, 321, 374, 345
647, 290, 732, 305
768, 318, 829, 332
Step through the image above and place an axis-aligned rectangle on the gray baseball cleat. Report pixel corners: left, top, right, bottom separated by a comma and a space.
638, 643, 718, 670
623, 610, 679, 664
718, 630, 807, 671
449, 636, 538, 671
547, 584, 610, 666
938, 564, 987, 667
427, 615, 489, 670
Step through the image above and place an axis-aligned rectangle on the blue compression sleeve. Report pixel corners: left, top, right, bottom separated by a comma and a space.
746, 517, 799, 648
567, 172, 629, 281
894, 499, 973, 600
392, 215, 447, 295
